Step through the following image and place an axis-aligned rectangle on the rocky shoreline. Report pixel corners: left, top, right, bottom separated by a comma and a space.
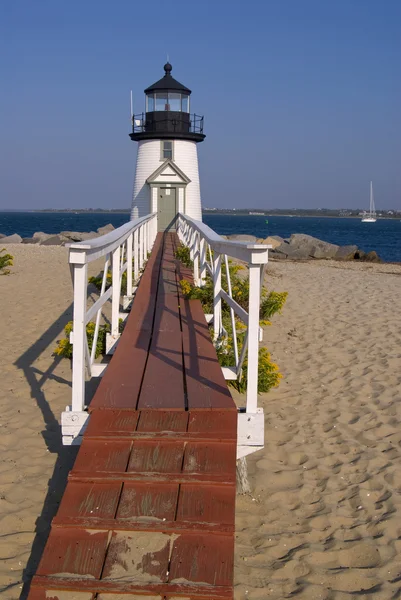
227, 233, 382, 262
1, 226, 382, 262
0, 223, 116, 246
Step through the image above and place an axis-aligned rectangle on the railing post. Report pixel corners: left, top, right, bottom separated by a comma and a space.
199, 236, 206, 287
126, 233, 133, 295
193, 231, 199, 286
111, 245, 121, 337
71, 262, 88, 412
134, 228, 139, 280
213, 252, 222, 340
246, 264, 261, 413
139, 225, 144, 270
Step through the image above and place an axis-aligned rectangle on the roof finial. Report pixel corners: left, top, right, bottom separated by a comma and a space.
164, 59, 172, 75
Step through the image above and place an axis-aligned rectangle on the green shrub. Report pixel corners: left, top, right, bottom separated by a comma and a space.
174, 244, 193, 268
0, 249, 13, 275
179, 261, 288, 394
89, 270, 128, 295
54, 319, 125, 359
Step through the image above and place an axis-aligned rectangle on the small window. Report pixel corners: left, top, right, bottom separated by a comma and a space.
146, 94, 155, 112
168, 93, 181, 111
155, 93, 169, 111
161, 140, 173, 160
181, 95, 189, 112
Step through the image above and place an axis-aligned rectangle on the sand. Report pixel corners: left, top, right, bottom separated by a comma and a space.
1, 244, 401, 599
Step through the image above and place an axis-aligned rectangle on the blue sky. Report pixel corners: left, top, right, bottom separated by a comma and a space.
1, 0, 400, 210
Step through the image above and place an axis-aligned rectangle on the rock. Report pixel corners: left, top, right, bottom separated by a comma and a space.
360, 250, 382, 263
97, 224, 115, 235
1, 233, 22, 244
22, 237, 39, 244
40, 235, 65, 246
263, 235, 284, 249
60, 231, 98, 242
274, 244, 312, 259
289, 233, 339, 259
335, 245, 359, 260
33, 231, 54, 242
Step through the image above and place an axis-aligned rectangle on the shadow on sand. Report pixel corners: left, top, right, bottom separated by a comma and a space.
14, 303, 100, 599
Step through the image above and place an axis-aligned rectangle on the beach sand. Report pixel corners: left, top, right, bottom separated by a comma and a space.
1, 244, 401, 599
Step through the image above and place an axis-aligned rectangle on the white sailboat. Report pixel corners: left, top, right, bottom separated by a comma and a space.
361, 181, 377, 222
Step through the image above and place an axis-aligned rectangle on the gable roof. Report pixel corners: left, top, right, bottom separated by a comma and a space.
146, 159, 191, 184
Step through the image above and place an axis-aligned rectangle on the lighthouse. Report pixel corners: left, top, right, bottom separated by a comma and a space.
130, 62, 205, 231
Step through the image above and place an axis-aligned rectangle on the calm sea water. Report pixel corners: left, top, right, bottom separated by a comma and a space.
1, 212, 400, 263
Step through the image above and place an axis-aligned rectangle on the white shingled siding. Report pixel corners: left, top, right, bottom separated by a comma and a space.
130, 139, 202, 221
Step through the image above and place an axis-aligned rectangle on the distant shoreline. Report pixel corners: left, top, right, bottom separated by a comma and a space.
1, 209, 400, 220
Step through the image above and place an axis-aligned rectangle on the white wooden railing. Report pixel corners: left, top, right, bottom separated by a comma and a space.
61, 213, 157, 444
178, 213, 271, 459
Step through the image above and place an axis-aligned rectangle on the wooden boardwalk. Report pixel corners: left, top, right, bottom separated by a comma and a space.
28, 233, 238, 600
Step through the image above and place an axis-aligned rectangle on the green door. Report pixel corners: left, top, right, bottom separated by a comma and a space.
158, 187, 177, 232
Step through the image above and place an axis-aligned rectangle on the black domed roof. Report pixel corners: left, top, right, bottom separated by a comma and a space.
144, 63, 191, 95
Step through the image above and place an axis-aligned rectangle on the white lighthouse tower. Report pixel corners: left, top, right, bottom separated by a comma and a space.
130, 62, 205, 231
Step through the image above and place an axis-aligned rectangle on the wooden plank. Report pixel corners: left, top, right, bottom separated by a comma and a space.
30, 577, 233, 598
137, 411, 188, 433
27, 590, 95, 600
188, 411, 237, 438
71, 440, 132, 474
51, 516, 234, 535
180, 298, 235, 411
89, 327, 150, 411
138, 236, 185, 411
137, 330, 185, 410
176, 485, 236, 526
55, 481, 121, 519
85, 410, 139, 436
69, 472, 235, 486
89, 235, 163, 411
36, 528, 109, 578
101, 531, 171, 583
127, 441, 185, 474
116, 482, 179, 520
183, 442, 236, 476
169, 534, 234, 586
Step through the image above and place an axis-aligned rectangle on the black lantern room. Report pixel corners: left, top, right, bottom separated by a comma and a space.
130, 63, 205, 143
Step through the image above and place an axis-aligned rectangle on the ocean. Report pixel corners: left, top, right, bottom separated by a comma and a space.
0, 212, 400, 263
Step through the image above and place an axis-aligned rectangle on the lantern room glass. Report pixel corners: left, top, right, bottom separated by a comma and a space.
146, 92, 190, 112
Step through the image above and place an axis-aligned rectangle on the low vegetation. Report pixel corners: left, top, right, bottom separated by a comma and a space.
175, 244, 288, 394
54, 319, 125, 359
0, 249, 13, 275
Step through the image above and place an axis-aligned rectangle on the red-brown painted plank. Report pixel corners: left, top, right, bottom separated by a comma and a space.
188, 411, 237, 438
71, 440, 132, 474
56, 481, 121, 520
183, 442, 236, 476
36, 528, 109, 578
137, 330, 185, 410
27, 590, 95, 600
101, 531, 171, 583
30, 576, 233, 598
85, 410, 139, 436
127, 441, 185, 474
180, 297, 235, 411
138, 411, 189, 433
116, 482, 179, 521
169, 534, 234, 586
176, 485, 236, 526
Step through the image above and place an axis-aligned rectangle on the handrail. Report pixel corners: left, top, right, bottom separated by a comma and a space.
67, 215, 154, 264
177, 213, 271, 264
177, 213, 270, 421
62, 213, 157, 445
